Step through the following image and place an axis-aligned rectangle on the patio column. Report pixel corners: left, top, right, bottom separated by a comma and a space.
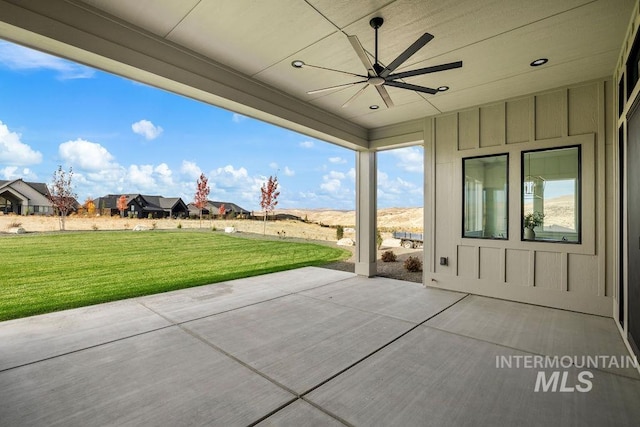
355, 150, 377, 277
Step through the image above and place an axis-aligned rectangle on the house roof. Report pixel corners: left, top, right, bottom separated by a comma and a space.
0, 179, 50, 198
208, 201, 251, 214
0, 1, 633, 150
95, 194, 188, 212
187, 200, 250, 215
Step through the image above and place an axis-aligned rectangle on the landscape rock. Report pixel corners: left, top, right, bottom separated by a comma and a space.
381, 238, 402, 248
8, 227, 25, 234
224, 227, 236, 233
132, 225, 147, 231
337, 237, 355, 246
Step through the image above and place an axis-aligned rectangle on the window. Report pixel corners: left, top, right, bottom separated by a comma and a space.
463, 154, 508, 239
522, 146, 580, 243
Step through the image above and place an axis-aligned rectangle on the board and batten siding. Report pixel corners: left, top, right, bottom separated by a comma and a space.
424, 79, 612, 316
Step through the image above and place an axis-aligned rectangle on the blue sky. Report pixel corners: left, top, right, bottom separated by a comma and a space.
0, 40, 424, 211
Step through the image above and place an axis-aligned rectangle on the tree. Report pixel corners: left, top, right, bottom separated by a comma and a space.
83, 197, 96, 216
218, 203, 226, 219
260, 175, 280, 235
47, 165, 77, 231
117, 195, 128, 218
194, 173, 210, 227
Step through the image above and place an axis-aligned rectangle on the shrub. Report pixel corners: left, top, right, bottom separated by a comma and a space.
91, 224, 99, 231
177, 222, 182, 229
212, 226, 217, 232
7, 220, 22, 229
151, 222, 157, 230
376, 229, 383, 249
123, 222, 130, 230
404, 256, 423, 272
336, 225, 344, 240
381, 250, 397, 262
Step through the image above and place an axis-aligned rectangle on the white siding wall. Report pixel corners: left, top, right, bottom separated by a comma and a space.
424, 79, 612, 316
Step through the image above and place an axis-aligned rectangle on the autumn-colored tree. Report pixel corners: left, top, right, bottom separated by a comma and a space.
47, 165, 77, 231
117, 195, 128, 218
218, 203, 226, 219
260, 175, 280, 235
194, 173, 210, 227
83, 197, 96, 216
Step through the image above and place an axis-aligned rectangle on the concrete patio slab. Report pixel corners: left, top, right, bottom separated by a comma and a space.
0, 327, 294, 427
1, 268, 638, 426
139, 267, 355, 323
301, 276, 467, 323
256, 399, 345, 426
306, 325, 640, 426
137, 280, 288, 324
238, 266, 356, 293
183, 293, 413, 394
0, 299, 171, 371
425, 295, 639, 379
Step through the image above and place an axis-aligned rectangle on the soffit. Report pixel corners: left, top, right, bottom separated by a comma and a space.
0, 0, 635, 146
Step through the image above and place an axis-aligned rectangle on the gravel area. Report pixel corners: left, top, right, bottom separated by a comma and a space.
224, 231, 424, 284
320, 245, 424, 284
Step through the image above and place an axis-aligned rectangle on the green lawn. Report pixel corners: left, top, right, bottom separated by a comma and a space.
0, 231, 350, 321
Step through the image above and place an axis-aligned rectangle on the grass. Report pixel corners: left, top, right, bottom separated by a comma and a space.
0, 230, 350, 321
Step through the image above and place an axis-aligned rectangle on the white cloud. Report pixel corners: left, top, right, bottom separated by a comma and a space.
327, 170, 345, 180
377, 170, 423, 204
131, 119, 163, 140
128, 164, 156, 190
283, 166, 295, 176
0, 166, 37, 180
211, 164, 250, 185
0, 41, 95, 79
390, 146, 423, 173
0, 121, 42, 165
154, 163, 173, 185
58, 139, 116, 171
320, 178, 341, 192
299, 140, 314, 148
269, 162, 279, 170
232, 113, 247, 123
180, 160, 201, 180
328, 156, 346, 164
320, 170, 346, 192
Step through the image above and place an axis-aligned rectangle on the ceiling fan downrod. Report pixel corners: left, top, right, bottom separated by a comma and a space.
370, 17, 384, 75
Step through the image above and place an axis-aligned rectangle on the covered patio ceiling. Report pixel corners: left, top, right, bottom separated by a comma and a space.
0, 0, 634, 150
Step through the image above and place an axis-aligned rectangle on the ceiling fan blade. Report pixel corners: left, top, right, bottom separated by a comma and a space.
348, 35, 376, 77
385, 80, 438, 95
300, 62, 368, 79
379, 32, 434, 78
307, 81, 367, 95
376, 85, 394, 108
342, 84, 369, 108
387, 61, 463, 80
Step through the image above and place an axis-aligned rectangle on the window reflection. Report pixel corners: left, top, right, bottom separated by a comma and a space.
522, 146, 580, 243
463, 154, 508, 239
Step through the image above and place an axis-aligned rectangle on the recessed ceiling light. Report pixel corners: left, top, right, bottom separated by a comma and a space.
437, 86, 449, 92
530, 58, 548, 67
291, 60, 305, 68
369, 105, 379, 110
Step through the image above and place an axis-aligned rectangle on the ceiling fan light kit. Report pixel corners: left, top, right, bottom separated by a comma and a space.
292, 17, 463, 110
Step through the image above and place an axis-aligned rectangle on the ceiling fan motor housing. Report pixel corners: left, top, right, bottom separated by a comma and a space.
370, 17, 384, 29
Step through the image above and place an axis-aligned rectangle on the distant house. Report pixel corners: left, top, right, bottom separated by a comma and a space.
94, 194, 189, 218
187, 200, 251, 218
0, 179, 54, 215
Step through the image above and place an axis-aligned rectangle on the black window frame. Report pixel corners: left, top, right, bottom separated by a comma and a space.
520, 145, 582, 244
461, 153, 509, 240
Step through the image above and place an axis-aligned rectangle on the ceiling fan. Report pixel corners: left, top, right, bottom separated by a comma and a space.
291, 17, 462, 109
